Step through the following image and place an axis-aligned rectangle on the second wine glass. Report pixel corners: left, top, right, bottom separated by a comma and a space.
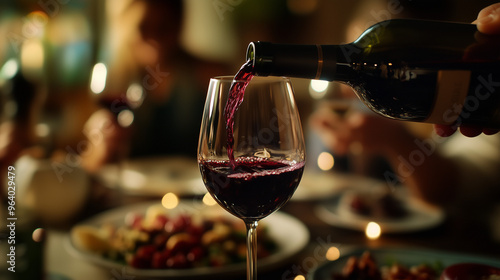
198, 76, 306, 279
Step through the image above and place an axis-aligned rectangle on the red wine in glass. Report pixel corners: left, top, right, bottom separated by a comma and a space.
199, 67, 305, 280
213, 59, 305, 220
199, 157, 304, 220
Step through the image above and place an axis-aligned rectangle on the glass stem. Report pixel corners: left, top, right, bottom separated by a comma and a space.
245, 220, 258, 280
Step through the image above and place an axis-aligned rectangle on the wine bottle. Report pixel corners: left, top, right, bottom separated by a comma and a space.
246, 19, 500, 129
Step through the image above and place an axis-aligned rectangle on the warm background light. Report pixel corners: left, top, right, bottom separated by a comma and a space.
90, 63, 107, 94
32, 228, 46, 243
309, 79, 329, 99
365, 222, 382, 239
325, 246, 341, 261
317, 151, 334, 171
126, 83, 145, 108
161, 192, 179, 209
21, 39, 44, 71
35, 123, 51, 138
117, 110, 134, 128
202, 192, 217, 206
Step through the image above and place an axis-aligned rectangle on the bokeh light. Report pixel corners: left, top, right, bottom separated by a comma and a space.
365, 222, 382, 239
90, 63, 107, 94
202, 192, 217, 206
317, 151, 334, 171
32, 228, 46, 243
309, 79, 329, 99
161, 193, 179, 209
326, 246, 341, 261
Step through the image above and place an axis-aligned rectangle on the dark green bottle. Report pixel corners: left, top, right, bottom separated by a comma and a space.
247, 19, 500, 129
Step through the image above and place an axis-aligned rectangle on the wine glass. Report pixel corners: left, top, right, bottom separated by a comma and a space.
198, 76, 306, 279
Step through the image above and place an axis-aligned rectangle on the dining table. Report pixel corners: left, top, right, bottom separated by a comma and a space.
14, 163, 500, 280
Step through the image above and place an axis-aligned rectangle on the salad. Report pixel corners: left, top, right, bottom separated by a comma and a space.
71, 204, 278, 269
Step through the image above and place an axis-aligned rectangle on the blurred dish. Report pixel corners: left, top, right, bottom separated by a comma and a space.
315, 184, 444, 233
293, 171, 382, 201
96, 157, 206, 196
66, 200, 309, 279
309, 247, 500, 280
337, 186, 411, 221
15, 155, 90, 225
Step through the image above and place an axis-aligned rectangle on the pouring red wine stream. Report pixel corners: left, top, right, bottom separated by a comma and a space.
224, 60, 254, 168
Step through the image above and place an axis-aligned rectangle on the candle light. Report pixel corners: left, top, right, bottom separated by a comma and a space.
161, 192, 179, 209
365, 221, 381, 240
202, 192, 217, 206
325, 246, 341, 261
317, 151, 334, 171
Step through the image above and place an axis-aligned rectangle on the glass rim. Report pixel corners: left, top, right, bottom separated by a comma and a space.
210, 75, 291, 83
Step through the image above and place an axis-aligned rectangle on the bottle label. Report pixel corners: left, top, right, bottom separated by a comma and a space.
427, 70, 471, 125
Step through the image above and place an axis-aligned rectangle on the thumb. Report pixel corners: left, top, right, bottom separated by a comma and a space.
474, 3, 500, 34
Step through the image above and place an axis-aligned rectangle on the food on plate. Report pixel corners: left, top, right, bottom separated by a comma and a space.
348, 191, 409, 219
440, 263, 500, 280
331, 251, 440, 280
71, 205, 278, 269
331, 251, 500, 280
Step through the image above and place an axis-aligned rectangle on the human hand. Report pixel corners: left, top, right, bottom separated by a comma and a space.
80, 108, 131, 172
435, 3, 500, 137
434, 124, 499, 137
474, 2, 500, 34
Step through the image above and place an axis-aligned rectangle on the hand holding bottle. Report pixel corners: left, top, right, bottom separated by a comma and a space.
248, 2, 500, 138
474, 3, 500, 35
436, 3, 500, 137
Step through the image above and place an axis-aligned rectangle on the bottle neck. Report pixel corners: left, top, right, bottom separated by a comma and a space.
246, 42, 356, 82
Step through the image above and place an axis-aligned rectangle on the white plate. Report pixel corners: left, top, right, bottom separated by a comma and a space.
65, 201, 309, 279
315, 184, 445, 233
95, 157, 207, 196
309, 247, 500, 280
293, 171, 378, 201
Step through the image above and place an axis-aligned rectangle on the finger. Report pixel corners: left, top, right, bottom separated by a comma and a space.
433, 124, 457, 137
475, 3, 500, 34
483, 128, 500, 135
459, 125, 483, 137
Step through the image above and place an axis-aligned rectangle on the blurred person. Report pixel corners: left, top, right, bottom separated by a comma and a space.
310, 1, 500, 237
81, 0, 231, 171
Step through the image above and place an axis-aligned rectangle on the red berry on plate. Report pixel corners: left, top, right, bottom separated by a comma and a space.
153, 233, 169, 248
129, 255, 150, 269
187, 224, 204, 238
135, 244, 157, 261
165, 214, 191, 233
187, 246, 205, 262
166, 253, 189, 269
125, 212, 143, 230
151, 250, 170, 269
152, 215, 169, 231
